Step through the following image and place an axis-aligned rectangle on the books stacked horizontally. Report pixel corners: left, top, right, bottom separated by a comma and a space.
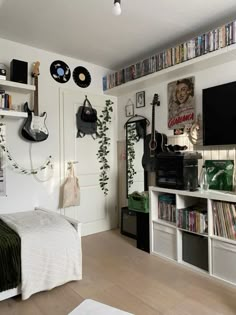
103, 19, 236, 91
177, 205, 208, 235
158, 194, 176, 224
0, 89, 12, 110
212, 201, 236, 240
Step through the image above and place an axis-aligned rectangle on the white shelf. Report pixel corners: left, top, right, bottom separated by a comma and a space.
149, 186, 236, 203
178, 227, 208, 238
150, 186, 236, 287
104, 44, 236, 96
210, 235, 236, 246
0, 79, 35, 93
153, 219, 176, 228
0, 109, 27, 118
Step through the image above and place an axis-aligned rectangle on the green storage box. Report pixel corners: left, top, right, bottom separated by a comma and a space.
128, 192, 149, 213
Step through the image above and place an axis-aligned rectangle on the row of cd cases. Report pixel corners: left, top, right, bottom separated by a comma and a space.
103, 20, 236, 91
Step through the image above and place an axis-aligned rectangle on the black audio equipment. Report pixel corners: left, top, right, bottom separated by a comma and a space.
10, 59, 28, 84
156, 151, 202, 191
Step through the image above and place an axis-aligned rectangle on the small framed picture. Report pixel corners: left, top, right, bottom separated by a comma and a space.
125, 104, 134, 117
136, 91, 145, 108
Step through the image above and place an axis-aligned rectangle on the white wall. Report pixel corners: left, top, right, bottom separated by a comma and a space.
117, 58, 236, 206
117, 59, 236, 141
0, 37, 111, 214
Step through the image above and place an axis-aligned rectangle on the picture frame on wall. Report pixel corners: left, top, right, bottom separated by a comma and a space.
125, 103, 134, 117
136, 91, 145, 108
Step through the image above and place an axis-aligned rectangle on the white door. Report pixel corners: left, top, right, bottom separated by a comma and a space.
60, 89, 117, 236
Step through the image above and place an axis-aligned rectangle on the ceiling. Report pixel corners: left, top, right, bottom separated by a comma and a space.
1, 0, 236, 70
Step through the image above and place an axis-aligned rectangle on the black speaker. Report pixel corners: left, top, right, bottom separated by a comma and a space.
10, 59, 28, 84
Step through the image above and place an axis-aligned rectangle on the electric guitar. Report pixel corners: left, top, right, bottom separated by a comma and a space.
142, 94, 167, 171
21, 61, 49, 142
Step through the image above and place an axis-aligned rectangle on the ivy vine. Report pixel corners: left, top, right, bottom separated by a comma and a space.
127, 123, 138, 190
97, 100, 113, 196
0, 123, 53, 175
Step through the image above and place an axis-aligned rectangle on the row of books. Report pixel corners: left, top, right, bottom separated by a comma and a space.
103, 20, 236, 91
212, 201, 236, 240
177, 206, 208, 235
158, 194, 176, 223
0, 90, 12, 110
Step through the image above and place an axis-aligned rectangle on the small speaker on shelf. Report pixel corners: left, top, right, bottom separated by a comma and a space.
10, 59, 28, 84
0, 64, 7, 80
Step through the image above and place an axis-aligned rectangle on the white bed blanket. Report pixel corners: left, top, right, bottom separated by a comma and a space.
0, 210, 82, 300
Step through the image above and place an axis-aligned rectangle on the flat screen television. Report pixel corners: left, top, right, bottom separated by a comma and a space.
203, 81, 236, 146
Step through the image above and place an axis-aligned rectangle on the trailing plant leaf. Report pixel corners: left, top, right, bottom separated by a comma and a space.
126, 123, 139, 189
96, 99, 113, 196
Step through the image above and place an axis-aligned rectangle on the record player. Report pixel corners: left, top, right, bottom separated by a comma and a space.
156, 151, 202, 191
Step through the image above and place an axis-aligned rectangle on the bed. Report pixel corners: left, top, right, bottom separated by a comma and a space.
0, 207, 82, 301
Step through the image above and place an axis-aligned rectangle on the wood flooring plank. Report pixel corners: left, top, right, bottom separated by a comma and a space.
30, 283, 84, 315
0, 229, 236, 315
90, 284, 160, 315
0, 295, 44, 315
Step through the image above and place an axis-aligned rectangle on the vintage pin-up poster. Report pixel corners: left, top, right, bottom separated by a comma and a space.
168, 76, 195, 129
0, 123, 6, 196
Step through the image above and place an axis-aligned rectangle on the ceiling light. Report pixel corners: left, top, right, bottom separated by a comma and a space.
112, 0, 121, 16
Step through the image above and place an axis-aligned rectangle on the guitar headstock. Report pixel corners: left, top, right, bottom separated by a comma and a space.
32, 61, 40, 78
151, 93, 160, 106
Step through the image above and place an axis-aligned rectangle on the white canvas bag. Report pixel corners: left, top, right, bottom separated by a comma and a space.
62, 164, 80, 208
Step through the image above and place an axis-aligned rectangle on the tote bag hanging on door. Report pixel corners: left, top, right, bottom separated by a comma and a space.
62, 164, 80, 208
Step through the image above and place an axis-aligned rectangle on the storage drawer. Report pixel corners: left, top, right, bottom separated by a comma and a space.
212, 240, 236, 284
153, 223, 176, 260
183, 232, 208, 271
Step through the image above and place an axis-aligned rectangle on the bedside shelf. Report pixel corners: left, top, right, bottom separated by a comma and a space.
0, 79, 35, 93
0, 109, 27, 118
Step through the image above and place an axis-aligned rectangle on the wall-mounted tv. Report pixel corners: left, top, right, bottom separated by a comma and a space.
203, 81, 236, 146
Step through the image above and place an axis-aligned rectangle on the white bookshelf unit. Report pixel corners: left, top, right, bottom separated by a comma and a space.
0, 109, 27, 118
0, 80, 35, 118
150, 186, 236, 286
0, 79, 35, 93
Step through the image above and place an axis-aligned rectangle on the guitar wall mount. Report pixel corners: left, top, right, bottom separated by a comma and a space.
50, 60, 71, 83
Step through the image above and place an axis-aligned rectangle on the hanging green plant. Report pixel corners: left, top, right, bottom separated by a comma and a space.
126, 123, 138, 190
97, 99, 113, 195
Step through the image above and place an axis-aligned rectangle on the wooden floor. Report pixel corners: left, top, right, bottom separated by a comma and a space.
1, 229, 236, 315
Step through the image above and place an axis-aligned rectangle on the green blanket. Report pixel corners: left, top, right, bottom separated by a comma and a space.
0, 219, 21, 292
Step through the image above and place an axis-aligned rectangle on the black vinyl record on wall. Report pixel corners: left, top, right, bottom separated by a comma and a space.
73, 66, 91, 88
50, 60, 71, 83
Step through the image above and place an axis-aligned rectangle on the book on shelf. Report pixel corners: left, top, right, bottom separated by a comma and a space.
158, 194, 176, 223
212, 201, 236, 240
177, 205, 207, 234
103, 18, 236, 91
0, 91, 12, 110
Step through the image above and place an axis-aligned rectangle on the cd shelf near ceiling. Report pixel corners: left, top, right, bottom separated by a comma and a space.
103, 19, 236, 96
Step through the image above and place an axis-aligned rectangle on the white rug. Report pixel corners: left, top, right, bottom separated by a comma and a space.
68, 299, 134, 315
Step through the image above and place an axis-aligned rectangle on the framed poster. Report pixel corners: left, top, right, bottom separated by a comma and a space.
168, 76, 195, 129
136, 91, 145, 108
125, 103, 134, 117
